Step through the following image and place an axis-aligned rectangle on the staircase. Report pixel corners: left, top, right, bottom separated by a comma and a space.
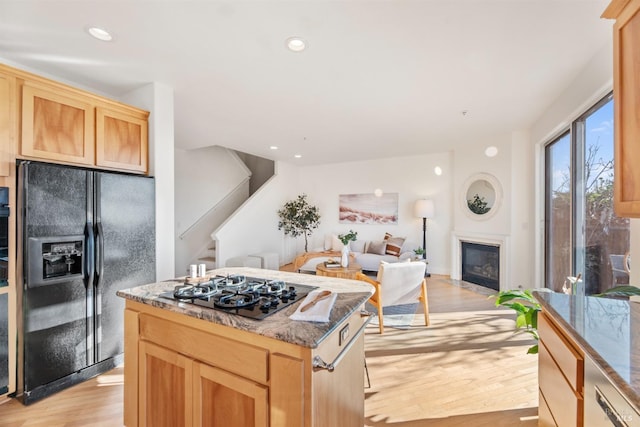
197, 242, 217, 269
175, 146, 276, 273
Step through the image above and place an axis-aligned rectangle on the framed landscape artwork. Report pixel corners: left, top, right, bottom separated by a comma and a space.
339, 193, 399, 224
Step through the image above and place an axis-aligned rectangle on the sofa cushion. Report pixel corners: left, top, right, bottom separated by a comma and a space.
350, 239, 366, 253
383, 233, 405, 256
331, 235, 345, 251
366, 241, 387, 255
356, 253, 403, 272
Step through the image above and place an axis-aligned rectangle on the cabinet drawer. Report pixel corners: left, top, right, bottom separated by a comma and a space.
139, 314, 269, 384
538, 312, 584, 392
539, 341, 583, 427
538, 389, 558, 427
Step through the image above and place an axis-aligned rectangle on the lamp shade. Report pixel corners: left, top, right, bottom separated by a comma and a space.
414, 199, 435, 219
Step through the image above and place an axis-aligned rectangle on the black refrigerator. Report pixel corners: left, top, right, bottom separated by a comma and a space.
16, 161, 155, 404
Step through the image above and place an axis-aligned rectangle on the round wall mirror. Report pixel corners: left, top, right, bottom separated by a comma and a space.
461, 173, 502, 220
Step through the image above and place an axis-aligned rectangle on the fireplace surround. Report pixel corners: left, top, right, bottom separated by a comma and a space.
461, 242, 499, 290
451, 232, 509, 292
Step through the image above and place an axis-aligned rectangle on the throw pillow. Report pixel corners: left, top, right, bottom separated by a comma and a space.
324, 234, 334, 251
383, 233, 405, 256
366, 241, 387, 255
332, 235, 345, 251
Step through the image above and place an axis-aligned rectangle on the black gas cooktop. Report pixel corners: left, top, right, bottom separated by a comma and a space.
160, 274, 317, 320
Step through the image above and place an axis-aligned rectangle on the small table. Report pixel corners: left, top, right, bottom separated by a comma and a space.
315, 262, 363, 280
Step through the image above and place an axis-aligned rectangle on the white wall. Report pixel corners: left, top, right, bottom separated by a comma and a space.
174, 146, 252, 272
298, 153, 453, 275
175, 146, 250, 236
452, 136, 512, 236
215, 161, 301, 267
510, 130, 534, 289
121, 82, 176, 281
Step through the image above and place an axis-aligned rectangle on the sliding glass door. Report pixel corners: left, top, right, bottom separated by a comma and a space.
544, 94, 628, 295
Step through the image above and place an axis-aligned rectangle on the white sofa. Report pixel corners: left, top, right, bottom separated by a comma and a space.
295, 234, 418, 273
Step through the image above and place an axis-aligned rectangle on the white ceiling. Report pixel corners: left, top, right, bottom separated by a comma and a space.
0, 0, 612, 166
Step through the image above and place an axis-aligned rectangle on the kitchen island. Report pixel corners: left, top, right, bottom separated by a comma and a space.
117, 267, 374, 427
534, 291, 640, 426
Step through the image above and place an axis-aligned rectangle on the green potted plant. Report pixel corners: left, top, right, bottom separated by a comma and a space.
494, 290, 541, 354
413, 247, 425, 260
338, 230, 357, 267
277, 194, 321, 253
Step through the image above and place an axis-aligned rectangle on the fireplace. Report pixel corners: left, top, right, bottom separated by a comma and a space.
461, 242, 500, 291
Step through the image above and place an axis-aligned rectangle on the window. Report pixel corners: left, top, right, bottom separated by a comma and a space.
544, 94, 629, 295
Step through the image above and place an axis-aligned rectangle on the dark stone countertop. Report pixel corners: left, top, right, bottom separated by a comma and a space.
534, 291, 640, 410
117, 267, 373, 349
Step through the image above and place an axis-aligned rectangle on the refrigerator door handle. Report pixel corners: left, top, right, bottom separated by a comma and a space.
84, 222, 95, 288
95, 222, 104, 288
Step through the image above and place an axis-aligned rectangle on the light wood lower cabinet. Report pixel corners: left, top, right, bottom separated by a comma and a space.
538, 311, 584, 427
194, 362, 268, 427
124, 300, 366, 427
138, 340, 269, 427
139, 341, 193, 427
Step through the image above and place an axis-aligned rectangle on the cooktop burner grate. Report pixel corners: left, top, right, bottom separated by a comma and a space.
160, 274, 317, 320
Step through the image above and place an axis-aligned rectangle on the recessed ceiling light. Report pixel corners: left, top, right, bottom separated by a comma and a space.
86, 26, 113, 42
294, 154, 302, 159
286, 37, 306, 52
434, 166, 443, 176
485, 146, 498, 157
270, 146, 278, 150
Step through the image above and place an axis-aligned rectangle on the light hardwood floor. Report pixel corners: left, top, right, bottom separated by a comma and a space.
0, 275, 538, 426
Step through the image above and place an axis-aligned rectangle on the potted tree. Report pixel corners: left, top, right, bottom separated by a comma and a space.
277, 194, 321, 253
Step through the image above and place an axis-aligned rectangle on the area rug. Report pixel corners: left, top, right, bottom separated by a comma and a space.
366, 302, 419, 329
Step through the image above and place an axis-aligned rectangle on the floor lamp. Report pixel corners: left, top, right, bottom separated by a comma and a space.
414, 199, 435, 277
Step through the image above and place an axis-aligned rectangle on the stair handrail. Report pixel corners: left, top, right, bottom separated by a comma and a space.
178, 177, 250, 240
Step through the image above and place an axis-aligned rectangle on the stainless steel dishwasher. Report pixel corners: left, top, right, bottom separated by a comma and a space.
584, 356, 640, 427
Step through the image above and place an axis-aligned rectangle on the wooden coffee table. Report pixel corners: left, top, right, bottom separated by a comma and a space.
315, 262, 363, 280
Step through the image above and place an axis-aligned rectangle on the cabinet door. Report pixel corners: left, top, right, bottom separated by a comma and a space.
0, 72, 13, 177
139, 341, 193, 427
0, 293, 8, 395
193, 362, 268, 427
96, 107, 148, 173
21, 83, 94, 165
612, 1, 640, 216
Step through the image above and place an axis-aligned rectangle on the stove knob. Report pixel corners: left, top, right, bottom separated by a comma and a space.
281, 295, 289, 303
260, 302, 271, 312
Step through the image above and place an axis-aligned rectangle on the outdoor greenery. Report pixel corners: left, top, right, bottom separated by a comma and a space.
549, 141, 629, 293
277, 194, 321, 252
467, 193, 490, 215
595, 285, 640, 298
493, 290, 541, 354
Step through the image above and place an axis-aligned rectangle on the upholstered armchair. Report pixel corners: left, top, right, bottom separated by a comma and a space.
356, 261, 430, 334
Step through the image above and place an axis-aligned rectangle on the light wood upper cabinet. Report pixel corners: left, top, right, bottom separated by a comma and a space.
0, 72, 15, 177
21, 82, 95, 166
0, 62, 150, 174
96, 107, 148, 173
603, 0, 640, 216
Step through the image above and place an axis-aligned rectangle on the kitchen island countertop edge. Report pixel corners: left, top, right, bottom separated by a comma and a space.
117, 266, 374, 349
534, 290, 640, 411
